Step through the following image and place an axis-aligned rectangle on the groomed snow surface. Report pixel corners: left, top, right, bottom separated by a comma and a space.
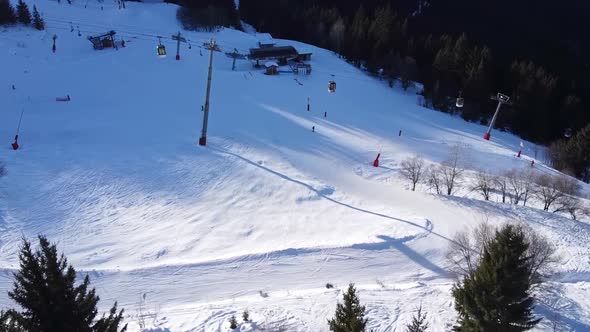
1, 1, 589, 331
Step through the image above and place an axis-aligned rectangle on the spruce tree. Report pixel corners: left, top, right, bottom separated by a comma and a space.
0, 0, 17, 25
328, 283, 368, 332
16, 0, 30, 25
0, 310, 24, 332
5, 236, 127, 332
452, 225, 541, 331
31, 5, 43, 30
406, 306, 429, 332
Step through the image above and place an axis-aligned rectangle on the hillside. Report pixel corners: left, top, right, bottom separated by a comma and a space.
0, 1, 589, 331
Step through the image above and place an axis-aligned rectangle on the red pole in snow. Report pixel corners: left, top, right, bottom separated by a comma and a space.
373, 153, 380, 167
517, 149, 522, 158
11, 109, 24, 150
11, 135, 19, 150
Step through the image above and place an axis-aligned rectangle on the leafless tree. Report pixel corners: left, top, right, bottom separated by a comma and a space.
425, 165, 443, 195
0, 162, 5, 178
441, 145, 465, 195
553, 195, 584, 220
519, 168, 536, 206
506, 169, 528, 205
471, 171, 495, 201
400, 156, 425, 191
534, 174, 580, 211
519, 223, 560, 286
447, 221, 558, 285
493, 174, 509, 203
446, 221, 495, 277
556, 174, 581, 196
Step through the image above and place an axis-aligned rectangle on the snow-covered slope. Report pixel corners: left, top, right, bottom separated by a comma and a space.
1, 1, 589, 331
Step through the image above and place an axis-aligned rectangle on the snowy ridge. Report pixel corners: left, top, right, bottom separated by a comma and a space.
1, 1, 589, 331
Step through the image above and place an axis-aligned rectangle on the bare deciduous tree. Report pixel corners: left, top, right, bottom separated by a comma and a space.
471, 171, 495, 201
556, 174, 581, 196
441, 145, 465, 195
426, 165, 443, 195
506, 169, 527, 205
520, 168, 536, 206
520, 223, 560, 285
553, 195, 583, 220
447, 221, 558, 285
494, 174, 509, 203
446, 221, 495, 277
534, 174, 580, 211
400, 156, 425, 191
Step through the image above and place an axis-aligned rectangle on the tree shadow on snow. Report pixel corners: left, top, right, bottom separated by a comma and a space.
211, 147, 451, 277
534, 283, 590, 331
352, 233, 448, 277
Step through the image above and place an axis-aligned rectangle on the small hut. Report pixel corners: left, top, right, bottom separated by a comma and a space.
264, 61, 279, 75
88, 30, 117, 50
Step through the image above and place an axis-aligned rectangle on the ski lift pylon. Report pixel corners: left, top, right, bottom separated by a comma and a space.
157, 36, 166, 58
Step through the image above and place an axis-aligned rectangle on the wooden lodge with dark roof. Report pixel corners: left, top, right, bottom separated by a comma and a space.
248, 46, 299, 66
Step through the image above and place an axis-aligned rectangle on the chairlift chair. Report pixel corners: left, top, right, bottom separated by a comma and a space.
328, 80, 336, 93
157, 37, 166, 58
456, 90, 464, 108
456, 97, 465, 108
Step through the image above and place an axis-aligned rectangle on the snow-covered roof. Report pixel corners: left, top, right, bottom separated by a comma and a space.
256, 33, 273, 41
297, 47, 313, 55
264, 61, 278, 68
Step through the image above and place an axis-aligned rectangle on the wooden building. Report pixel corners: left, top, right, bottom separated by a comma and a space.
88, 30, 117, 50
249, 46, 299, 66
264, 61, 279, 75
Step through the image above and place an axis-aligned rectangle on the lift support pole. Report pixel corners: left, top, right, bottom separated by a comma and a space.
199, 39, 216, 146
172, 32, 186, 61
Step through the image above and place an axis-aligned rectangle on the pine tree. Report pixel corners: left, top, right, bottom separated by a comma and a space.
4, 236, 127, 332
16, 0, 31, 25
229, 315, 238, 329
0, 310, 24, 332
328, 283, 368, 332
32, 5, 43, 30
452, 224, 541, 331
349, 5, 369, 66
0, 0, 17, 25
406, 305, 429, 332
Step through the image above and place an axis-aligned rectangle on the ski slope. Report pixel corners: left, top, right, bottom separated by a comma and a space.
1, 1, 589, 331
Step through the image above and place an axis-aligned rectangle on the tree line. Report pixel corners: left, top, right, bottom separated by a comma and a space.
0, 0, 44, 29
172, 0, 240, 32
398, 146, 588, 220
238, 0, 589, 153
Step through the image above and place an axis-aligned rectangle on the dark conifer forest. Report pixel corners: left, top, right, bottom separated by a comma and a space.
239, 0, 590, 147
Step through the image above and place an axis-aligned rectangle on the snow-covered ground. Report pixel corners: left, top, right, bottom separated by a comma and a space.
1, 1, 589, 331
